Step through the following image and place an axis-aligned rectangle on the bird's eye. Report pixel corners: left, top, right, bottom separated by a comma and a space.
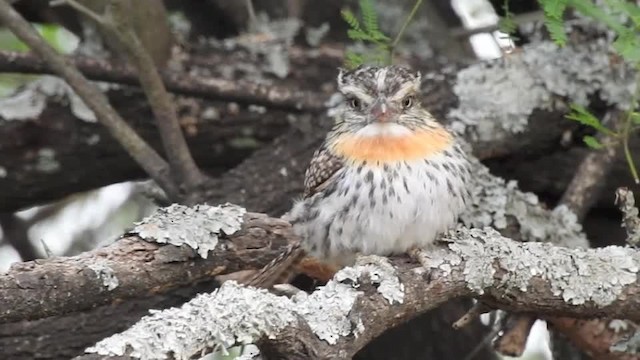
349, 97, 361, 110
402, 96, 414, 109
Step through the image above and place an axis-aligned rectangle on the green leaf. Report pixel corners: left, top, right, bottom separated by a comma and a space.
570, 0, 627, 33
344, 51, 364, 69
613, 30, 640, 64
542, 0, 568, 18
341, 9, 362, 32
347, 29, 375, 42
583, 135, 604, 149
544, 16, 567, 46
566, 104, 602, 127
498, 15, 517, 34
604, 0, 640, 26
566, 104, 616, 135
539, 0, 568, 46
631, 112, 640, 125
360, 0, 380, 36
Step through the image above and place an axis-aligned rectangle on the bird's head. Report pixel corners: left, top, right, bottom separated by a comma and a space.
335, 65, 435, 136
328, 65, 453, 165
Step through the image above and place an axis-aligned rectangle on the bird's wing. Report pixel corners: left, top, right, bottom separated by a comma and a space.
243, 145, 344, 289
303, 145, 344, 198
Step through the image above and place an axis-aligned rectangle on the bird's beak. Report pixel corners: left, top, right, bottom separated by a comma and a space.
370, 100, 393, 123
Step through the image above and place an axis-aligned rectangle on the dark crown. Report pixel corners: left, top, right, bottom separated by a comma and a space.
337, 65, 421, 97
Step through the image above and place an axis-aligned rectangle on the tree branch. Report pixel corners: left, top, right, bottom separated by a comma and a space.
0, 208, 291, 323
0, 0, 179, 198
560, 110, 625, 220
0, 50, 328, 112
496, 110, 630, 359
80, 227, 640, 360
0, 150, 590, 331
97, 0, 204, 193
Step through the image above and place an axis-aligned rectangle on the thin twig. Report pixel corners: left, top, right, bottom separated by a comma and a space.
390, 0, 422, 61
622, 70, 640, 184
51, 0, 105, 25
62, 0, 205, 195
0, 0, 179, 199
615, 187, 640, 247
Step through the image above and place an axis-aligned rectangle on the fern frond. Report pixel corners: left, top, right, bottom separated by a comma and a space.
347, 29, 375, 42
540, 0, 568, 19
345, 51, 365, 69
341, 9, 362, 32
539, 0, 568, 46
360, 0, 379, 36
544, 16, 567, 46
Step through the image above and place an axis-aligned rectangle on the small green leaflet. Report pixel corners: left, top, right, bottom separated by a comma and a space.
341, 0, 392, 68
613, 30, 640, 64
583, 135, 604, 149
540, 0, 568, 46
566, 104, 615, 136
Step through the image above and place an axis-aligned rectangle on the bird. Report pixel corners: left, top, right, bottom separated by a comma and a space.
247, 64, 471, 288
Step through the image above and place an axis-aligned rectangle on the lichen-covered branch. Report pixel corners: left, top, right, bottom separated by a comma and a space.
495, 110, 628, 358
0, 206, 292, 323
83, 227, 640, 360
0, 151, 587, 324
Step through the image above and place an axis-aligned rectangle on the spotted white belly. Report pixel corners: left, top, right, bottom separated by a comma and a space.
288, 147, 469, 265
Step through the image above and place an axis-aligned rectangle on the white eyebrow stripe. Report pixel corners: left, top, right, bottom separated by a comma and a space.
376, 68, 388, 92
340, 86, 375, 103
389, 83, 418, 101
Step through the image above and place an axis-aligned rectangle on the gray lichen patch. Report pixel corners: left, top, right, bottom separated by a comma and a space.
33, 148, 60, 174
85, 256, 403, 358
292, 279, 359, 344
88, 262, 119, 291
335, 255, 404, 305
86, 276, 366, 359
86, 282, 297, 359
131, 203, 245, 258
611, 329, 640, 354
448, 40, 635, 143
461, 156, 589, 249
421, 242, 463, 277
444, 227, 639, 306
0, 75, 99, 122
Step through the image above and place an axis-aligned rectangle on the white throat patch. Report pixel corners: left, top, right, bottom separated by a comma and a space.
356, 123, 412, 137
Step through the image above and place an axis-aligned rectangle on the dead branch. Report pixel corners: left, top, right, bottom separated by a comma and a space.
104, 0, 204, 193
0, 0, 178, 198
0, 50, 327, 112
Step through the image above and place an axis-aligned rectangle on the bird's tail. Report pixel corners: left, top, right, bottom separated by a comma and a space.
244, 242, 307, 288
243, 242, 340, 288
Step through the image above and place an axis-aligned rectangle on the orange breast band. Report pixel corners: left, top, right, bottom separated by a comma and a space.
332, 127, 453, 164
